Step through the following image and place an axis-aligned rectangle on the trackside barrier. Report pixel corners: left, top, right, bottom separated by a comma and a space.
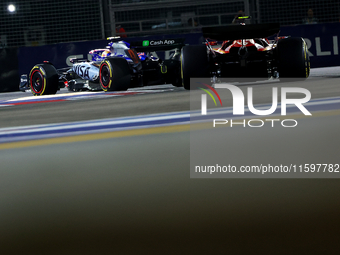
280, 23, 340, 68
0, 48, 19, 92
0, 23, 339, 92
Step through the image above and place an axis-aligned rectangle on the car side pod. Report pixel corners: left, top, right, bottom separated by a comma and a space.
29, 63, 59, 96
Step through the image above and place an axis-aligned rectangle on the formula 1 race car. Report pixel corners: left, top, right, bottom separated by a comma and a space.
180, 16, 310, 89
19, 38, 184, 95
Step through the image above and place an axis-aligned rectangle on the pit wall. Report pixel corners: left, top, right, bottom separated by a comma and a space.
1, 22, 339, 92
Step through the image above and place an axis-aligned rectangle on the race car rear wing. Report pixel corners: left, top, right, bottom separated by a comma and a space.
202, 23, 280, 41
129, 38, 185, 52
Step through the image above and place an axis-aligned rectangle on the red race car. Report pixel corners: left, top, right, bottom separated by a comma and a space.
181, 16, 310, 89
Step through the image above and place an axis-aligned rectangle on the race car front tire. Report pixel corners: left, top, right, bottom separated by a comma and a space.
99, 57, 131, 91
29, 64, 59, 96
181, 45, 209, 90
278, 37, 310, 79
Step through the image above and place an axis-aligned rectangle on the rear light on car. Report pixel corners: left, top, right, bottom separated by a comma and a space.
206, 41, 218, 46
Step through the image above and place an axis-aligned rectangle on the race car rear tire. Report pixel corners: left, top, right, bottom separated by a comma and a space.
278, 37, 310, 79
172, 76, 182, 87
181, 45, 209, 90
99, 57, 131, 91
29, 64, 59, 96
169, 64, 182, 87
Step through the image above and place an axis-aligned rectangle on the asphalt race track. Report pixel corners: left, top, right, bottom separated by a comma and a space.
0, 67, 340, 254
0, 67, 339, 128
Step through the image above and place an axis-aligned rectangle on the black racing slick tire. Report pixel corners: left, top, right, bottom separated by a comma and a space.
169, 63, 182, 87
99, 57, 131, 91
29, 64, 59, 96
278, 37, 310, 79
172, 76, 182, 87
181, 45, 209, 90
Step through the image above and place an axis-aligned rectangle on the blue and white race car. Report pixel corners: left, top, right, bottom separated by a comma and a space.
19, 38, 184, 95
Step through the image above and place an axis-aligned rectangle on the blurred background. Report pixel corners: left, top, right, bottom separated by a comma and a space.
0, 0, 339, 47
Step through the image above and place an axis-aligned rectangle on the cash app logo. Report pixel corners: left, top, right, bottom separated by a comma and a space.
142, 40, 149, 46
